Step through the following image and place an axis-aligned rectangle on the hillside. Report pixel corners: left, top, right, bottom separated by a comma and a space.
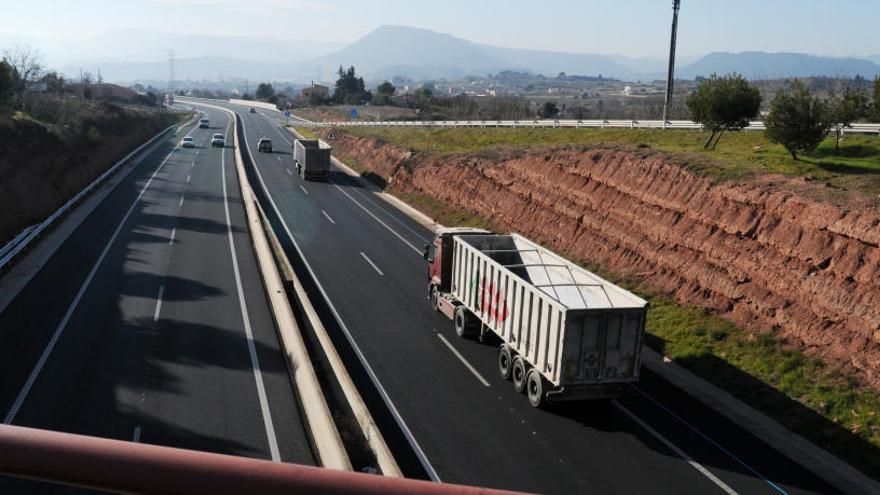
679, 51, 880, 79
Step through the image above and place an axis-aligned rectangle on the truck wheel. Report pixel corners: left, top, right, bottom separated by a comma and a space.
498, 345, 512, 380
512, 356, 527, 394
453, 307, 474, 338
430, 285, 439, 312
526, 369, 547, 408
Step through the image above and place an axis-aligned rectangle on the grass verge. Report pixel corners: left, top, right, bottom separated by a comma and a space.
340, 126, 880, 199
370, 181, 880, 479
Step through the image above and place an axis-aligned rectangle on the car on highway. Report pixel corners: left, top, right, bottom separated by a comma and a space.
181, 136, 195, 148
199, 118, 210, 128
258, 138, 273, 153
211, 133, 225, 147
249, 107, 257, 113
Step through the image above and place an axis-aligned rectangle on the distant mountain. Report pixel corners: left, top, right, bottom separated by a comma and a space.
0, 29, 342, 82
679, 52, 880, 79
305, 25, 640, 81
57, 57, 296, 84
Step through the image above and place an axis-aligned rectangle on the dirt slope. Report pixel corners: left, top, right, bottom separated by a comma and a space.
326, 129, 880, 390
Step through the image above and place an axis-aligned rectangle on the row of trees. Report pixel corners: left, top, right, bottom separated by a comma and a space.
687, 73, 880, 159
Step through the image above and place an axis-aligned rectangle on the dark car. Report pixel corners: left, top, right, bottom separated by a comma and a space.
249, 107, 257, 113
258, 138, 273, 153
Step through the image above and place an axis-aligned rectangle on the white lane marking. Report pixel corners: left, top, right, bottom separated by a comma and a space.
613, 402, 739, 495
628, 384, 788, 494
153, 285, 165, 322
332, 183, 421, 255
321, 210, 335, 224
436, 333, 490, 387
360, 252, 384, 276
233, 111, 439, 480
168, 227, 176, 245
220, 114, 281, 462
179, 194, 185, 207
340, 177, 429, 242
286, 169, 293, 176
275, 156, 282, 162
299, 185, 309, 195
132, 426, 142, 443
186, 174, 191, 183
3, 138, 180, 425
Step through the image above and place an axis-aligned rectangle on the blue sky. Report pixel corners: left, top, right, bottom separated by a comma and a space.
1, 0, 878, 57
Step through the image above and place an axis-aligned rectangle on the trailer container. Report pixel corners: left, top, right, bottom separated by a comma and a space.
425, 229, 648, 407
293, 139, 332, 181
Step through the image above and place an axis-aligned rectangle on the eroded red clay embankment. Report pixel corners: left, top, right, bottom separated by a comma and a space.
324, 130, 880, 390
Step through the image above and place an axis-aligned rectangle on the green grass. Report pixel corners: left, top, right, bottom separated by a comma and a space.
339, 126, 880, 199
293, 125, 318, 139
379, 183, 880, 479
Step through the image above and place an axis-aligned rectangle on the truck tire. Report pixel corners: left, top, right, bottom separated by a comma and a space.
512, 356, 527, 394
430, 285, 439, 312
498, 345, 513, 380
454, 306, 475, 338
526, 369, 547, 408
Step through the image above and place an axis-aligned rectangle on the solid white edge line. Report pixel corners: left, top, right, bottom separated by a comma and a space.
340, 176, 429, 242
3, 130, 186, 425
359, 252, 384, 276
613, 401, 739, 495
220, 112, 281, 462
231, 107, 441, 481
132, 426, 142, 443
436, 333, 490, 387
321, 210, 335, 224
331, 183, 421, 255
153, 285, 165, 322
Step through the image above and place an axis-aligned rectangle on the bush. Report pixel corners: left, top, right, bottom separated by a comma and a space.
764, 80, 830, 160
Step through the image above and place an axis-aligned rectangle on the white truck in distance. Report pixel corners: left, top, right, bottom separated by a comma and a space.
424, 229, 648, 407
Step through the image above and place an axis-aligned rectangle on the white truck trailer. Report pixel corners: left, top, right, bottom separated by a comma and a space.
424, 228, 648, 407
293, 139, 332, 181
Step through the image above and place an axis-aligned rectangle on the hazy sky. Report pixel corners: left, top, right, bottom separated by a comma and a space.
1, 0, 878, 57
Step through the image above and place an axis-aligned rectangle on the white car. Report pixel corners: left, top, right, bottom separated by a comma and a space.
181, 136, 195, 148
211, 133, 225, 147
199, 118, 210, 128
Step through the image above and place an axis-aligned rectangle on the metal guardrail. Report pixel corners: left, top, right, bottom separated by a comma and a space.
0, 424, 527, 494
0, 117, 196, 274
301, 118, 880, 134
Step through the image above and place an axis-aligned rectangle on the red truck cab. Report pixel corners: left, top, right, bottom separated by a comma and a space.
424, 227, 489, 316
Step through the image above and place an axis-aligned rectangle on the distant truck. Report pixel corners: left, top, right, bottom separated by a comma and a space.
293, 139, 332, 181
424, 229, 648, 408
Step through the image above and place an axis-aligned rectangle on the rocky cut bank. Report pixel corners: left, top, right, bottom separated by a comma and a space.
324, 129, 880, 391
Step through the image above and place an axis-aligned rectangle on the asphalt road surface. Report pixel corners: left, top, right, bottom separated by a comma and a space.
190, 98, 841, 495
0, 107, 315, 492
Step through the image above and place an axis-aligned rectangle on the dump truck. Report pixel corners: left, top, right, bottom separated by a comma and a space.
293, 139, 332, 181
424, 228, 648, 407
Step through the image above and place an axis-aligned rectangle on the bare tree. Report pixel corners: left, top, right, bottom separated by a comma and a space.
2, 44, 43, 85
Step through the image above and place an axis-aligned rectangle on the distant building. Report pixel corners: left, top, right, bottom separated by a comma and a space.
301, 83, 329, 101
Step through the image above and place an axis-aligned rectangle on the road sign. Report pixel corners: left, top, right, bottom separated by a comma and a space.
284, 111, 290, 117
350, 108, 358, 120
327, 131, 336, 141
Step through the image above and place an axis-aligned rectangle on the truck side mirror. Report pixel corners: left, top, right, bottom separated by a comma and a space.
423, 244, 434, 262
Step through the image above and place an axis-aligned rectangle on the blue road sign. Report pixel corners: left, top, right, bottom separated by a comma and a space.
284, 111, 290, 117
351, 108, 358, 120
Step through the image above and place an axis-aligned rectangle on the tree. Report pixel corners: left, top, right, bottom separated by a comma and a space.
2, 45, 42, 108
374, 80, 396, 105
764, 80, 830, 161
827, 86, 868, 152
0, 59, 14, 108
538, 101, 559, 119
686, 73, 762, 149
40, 71, 65, 96
871, 76, 880, 122
255, 82, 275, 100
332, 66, 371, 105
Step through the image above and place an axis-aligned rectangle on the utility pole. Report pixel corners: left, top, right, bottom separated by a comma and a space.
662, 0, 681, 125
167, 51, 176, 96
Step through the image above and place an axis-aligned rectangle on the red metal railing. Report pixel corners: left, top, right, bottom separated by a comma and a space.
0, 424, 529, 495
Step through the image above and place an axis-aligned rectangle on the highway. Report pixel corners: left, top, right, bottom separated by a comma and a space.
0, 107, 315, 492
190, 99, 842, 495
